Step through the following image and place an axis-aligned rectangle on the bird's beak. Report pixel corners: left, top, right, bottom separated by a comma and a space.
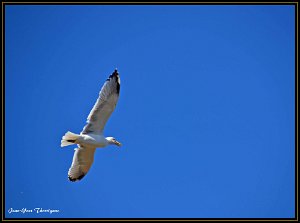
114, 140, 122, 147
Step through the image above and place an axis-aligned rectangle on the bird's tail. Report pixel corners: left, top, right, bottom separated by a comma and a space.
61, 131, 80, 147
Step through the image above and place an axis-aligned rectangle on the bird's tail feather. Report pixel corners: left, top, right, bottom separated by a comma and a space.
61, 131, 80, 147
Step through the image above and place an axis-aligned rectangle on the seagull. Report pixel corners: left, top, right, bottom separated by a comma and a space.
61, 69, 122, 182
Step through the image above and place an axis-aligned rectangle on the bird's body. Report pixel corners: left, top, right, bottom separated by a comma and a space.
61, 69, 122, 182
65, 133, 109, 148
80, 134, 108, 147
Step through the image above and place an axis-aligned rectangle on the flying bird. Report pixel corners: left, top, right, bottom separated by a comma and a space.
61, 69, 122, 182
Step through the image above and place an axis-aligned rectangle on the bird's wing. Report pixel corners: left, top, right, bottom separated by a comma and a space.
68, 145, 96, 182
81, 70, 120, 134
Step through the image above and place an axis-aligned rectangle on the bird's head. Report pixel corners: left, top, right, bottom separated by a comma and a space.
106, 137, 122, 147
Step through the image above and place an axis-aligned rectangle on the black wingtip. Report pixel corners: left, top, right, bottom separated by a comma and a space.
107, 69, 119, 80
116, 82, 120, 94
106, 69, 120, 94
68, 174, 85, 182
112, 68, 119, 76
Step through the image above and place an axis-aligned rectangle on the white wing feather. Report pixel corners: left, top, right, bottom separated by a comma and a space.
81, 70, 120, 134
68, 145, 96, 182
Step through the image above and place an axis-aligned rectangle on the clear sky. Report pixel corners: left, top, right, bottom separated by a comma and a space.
5, 5, 295, 218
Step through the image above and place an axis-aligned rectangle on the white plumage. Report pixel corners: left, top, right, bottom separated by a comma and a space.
61, 69, 122, 182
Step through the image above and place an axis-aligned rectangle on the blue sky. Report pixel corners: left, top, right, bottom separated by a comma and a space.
5, 5, 295, 218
